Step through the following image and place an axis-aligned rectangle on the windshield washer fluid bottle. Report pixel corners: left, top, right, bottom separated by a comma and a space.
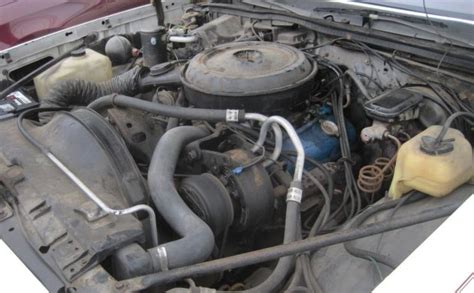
34, 48, 112, 98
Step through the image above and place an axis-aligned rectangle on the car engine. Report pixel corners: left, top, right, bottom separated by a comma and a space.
0, 2, 473, 292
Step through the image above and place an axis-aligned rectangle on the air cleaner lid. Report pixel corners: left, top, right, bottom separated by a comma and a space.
182, 41, 315, 96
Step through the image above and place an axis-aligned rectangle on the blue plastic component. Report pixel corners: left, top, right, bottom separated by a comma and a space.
282, 115, 356, 170
232, 166, 244, 175
319, 105, 332, 116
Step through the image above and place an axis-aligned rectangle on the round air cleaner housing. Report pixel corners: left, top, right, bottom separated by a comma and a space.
181, 41, 317, 113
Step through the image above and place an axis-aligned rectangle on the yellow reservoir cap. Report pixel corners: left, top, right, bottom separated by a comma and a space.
389, 125, 473, 199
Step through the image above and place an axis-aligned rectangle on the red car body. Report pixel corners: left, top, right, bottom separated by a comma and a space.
0, 0, 148, 50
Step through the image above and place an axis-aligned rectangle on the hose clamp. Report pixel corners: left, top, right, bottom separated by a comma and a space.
110, 93, 119, 108
286, 187, 303, 203
226, 110, 240, 122
156, 246, 169, 271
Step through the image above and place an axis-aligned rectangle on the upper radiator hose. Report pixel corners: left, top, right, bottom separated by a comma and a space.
147, 126, 214, 271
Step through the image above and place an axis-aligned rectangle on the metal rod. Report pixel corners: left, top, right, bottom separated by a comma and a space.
47, 152, 159, 246
249, 115, 305, 183
120, 202, 461, 290
244, 113, 283, 164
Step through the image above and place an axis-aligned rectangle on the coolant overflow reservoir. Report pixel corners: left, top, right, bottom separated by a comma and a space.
34, 48, 112, 98
389, 125, 473, 199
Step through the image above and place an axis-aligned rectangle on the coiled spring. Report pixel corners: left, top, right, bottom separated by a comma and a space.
357, 134, 400, 194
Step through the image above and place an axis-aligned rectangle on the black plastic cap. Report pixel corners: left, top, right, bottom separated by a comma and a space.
420, 135, 455, 155
70, 48, 86, 57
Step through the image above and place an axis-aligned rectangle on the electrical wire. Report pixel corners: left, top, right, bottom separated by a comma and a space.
300, 170, 332, 292
237, 145, 266, 171
367, 256, 384, 282
306, 37, 472, 132
320, 59, 362, 219
280, 152, 334, 202
337, 39, 466, 116
343, 192, 425, 271
354, 72, 384, 90
420, 0, 469, 48
355, 41, 464, 116
300, 37, 346, 51
279, 153, 334, 232
433, 112, 474, 145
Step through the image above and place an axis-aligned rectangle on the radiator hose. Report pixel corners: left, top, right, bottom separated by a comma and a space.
146, 126, 215, 271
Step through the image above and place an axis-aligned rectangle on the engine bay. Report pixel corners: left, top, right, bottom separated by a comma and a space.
0, 2, 473, 292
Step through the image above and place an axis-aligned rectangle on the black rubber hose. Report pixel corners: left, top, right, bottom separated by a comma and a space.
146, 126, 214, 271
434, 111, 474, 145
322, 59, 361, 219
245, 201, 300, 292
88, 94, 246, 122
120, 201, 460, 290
152, 0, 165, 27
40, 67, 142, 121
17, 107, 70, 151
343, 193, 425, 269
166, 90, 186, 131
